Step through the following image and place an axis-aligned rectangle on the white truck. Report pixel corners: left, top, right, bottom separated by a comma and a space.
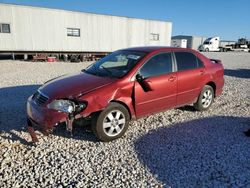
198, 37, 250, 52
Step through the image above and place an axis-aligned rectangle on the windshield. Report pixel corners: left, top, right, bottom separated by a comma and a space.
203, 38, 212, 45
83, 50, 146, 78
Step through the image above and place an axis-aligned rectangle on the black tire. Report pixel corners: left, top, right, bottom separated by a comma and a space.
194, 85, 214, 111
91, 102, 130, 142
205, 48, 209, 52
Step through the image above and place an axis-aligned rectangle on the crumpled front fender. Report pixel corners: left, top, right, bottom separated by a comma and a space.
79, 81, 135, 119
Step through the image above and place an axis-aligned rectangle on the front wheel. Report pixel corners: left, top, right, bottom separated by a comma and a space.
91, 103, 130, 142
194, 85, 214, 111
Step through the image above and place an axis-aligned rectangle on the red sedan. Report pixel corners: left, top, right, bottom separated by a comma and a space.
27, 47, 224, 142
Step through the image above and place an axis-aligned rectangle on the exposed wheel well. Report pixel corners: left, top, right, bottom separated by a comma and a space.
109, 100, 132, 120
206, 82, 216, 96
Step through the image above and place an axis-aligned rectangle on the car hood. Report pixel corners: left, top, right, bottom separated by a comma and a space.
39, 72, 115, 99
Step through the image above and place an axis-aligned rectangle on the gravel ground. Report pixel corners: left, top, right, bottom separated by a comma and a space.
0, 52, 250, 187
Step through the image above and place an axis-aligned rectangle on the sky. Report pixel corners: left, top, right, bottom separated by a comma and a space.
0, 0, 250, 41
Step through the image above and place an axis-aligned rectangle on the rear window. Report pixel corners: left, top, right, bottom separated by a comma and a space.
175, 52, 203, 71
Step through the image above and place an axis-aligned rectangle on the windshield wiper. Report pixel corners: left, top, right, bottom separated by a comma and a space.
100, 66, 114, 77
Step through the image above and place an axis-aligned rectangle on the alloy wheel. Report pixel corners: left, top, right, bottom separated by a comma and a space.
103, 110, 126, 137
201, 90, 212, 108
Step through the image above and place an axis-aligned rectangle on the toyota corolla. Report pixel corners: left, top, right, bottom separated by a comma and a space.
27, 47, 224, 142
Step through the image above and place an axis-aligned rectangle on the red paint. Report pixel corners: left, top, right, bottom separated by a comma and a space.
39, 73, 116, 99
134, 72, 177, 117
27, 47, 224, 133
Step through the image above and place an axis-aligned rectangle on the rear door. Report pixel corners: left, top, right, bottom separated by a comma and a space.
134, 52, 177, 117
174, 51, 206, 106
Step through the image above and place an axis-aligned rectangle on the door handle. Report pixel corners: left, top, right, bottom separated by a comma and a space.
168, 76, 176, 82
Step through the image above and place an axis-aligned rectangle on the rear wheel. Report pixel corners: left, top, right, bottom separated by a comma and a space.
205, 48, 209, 52
194, 85, 214, 111
91, 103, 130, 142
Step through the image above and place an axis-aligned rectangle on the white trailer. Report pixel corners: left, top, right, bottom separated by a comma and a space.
0, 3, 172, 61
171, 39, 187, 48
171, 35, 206, 50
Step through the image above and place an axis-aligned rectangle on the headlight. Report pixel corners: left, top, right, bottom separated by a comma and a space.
47, 100, 75, 113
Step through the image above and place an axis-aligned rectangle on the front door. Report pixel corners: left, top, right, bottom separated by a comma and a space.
134, 52, 177, 117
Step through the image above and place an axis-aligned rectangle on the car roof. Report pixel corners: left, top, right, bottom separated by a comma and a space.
123, 46, 192, 53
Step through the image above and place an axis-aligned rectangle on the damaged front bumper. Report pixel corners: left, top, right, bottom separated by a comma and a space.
26, 96, 73, 143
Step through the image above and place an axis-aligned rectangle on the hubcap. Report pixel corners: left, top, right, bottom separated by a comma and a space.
103, 110, 125, 137
201, 90, 212, 108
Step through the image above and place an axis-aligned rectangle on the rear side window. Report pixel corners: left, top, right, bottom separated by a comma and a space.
140, 53, 172, 78
175, 52, 203, 71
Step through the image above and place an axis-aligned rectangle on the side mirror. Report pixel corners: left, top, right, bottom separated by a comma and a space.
136, 73, 144, 82
135, 73, 152, 92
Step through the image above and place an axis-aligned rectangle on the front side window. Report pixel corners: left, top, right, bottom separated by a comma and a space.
175, 52, 203, 71
83, 50, 146, 78
67, 28, 80, 37
140, 53, 173, 78
0, 23, 10, 33
197, 57, 204, 68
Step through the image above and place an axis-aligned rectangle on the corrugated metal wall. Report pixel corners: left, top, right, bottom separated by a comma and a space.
0, 4, 172, 52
